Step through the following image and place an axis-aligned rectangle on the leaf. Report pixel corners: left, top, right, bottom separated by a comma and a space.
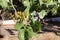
26, 26, 34, 38
51, 6, 58, 15
42, 0, 51, 3
34, 21, 42, 32
39, 0, 44, 6
0, 0, 9, 8
47, 0, 57, 6
30, 0, 37, 5
30, 11, 37, 23
15, 22, 24, 30
30, 20, 41, 32
18, 29, 25, 40
39, 10, 47, 19
58, 0, 60, 3
47, 0, 51, 3
23, 0, 30, 7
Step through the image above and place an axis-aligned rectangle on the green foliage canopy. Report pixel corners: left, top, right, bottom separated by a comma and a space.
0, 0, 60, 40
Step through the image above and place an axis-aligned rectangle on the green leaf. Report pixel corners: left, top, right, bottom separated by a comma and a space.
18, 29, 25, 40
58, 0, 60, 3
51, 6, 58, 15
23, 0, 30, 7
47, 0, 57, 7
30, 0, 37, 5
39, 0, 44, 6
39, 10, 47, 19
0, 0, 9, 8
15, 22, 24, 30
30, 11, 37, 23
34, 21, 42, 32
42, 0, 51, 3
26, 26, 34, 38
30, 20, 41, 32
47, 0, 51, 3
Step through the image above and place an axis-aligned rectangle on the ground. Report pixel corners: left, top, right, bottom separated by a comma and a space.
0, 20, 60, 40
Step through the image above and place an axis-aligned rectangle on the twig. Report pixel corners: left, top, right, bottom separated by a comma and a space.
10, 0, 17, 13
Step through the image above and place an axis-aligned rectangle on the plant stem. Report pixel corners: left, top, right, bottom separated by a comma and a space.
10, 0, 16, 13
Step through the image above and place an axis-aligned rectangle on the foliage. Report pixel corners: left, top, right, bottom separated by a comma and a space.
0, 0, 9, 9
0, 0, 60, 40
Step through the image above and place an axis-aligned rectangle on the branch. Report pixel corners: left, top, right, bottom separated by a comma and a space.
10, 0, 17, 13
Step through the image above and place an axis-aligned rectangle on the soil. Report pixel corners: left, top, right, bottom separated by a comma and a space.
0, 20, 60, 40
31, 32, 60, 40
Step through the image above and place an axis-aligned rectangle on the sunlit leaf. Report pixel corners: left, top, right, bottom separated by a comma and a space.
15, 22, 24, 30
0, 0, 9, 8
58, 0, 60, 3
30, 11, 37, 23
23, 0, 30, 7
39, 10, 47, 19
18, 29, 25, 40
47, 0, 51, 3
26, 26, 34, 38
47, 0, 57, 7
39, 0, 44, 6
